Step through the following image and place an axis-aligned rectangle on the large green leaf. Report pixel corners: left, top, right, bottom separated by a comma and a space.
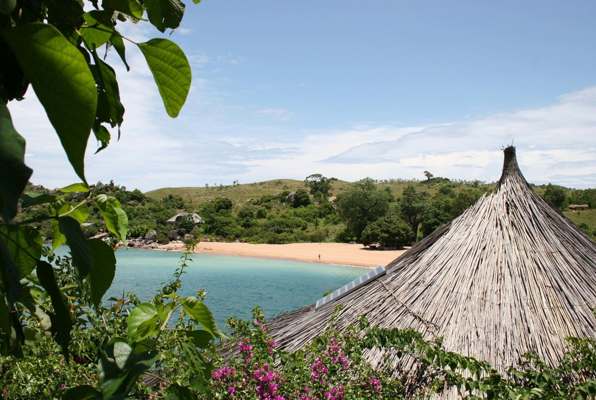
182, 297, 222, 338
96, 194, 128, 241
0, 225, 42, 277
145, 0, 185, 32
127, 303, 159, 343
87, 239, 116, 306
37, 260, 72, 355
3, 23, 97, 182
102, 0, 143, 19
0, 104, 32, 222
59, 216, 92, 277
138, 38, 191, 118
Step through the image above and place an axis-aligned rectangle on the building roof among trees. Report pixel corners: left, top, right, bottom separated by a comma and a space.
166, 212, 203, 224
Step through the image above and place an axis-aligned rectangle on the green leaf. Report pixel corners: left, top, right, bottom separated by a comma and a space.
0, 0, 16, 15
59, 216, 92, 277
182, 298, 222, 338
93, 124, 111, 153
51, 220, 66, 249
138, 38, 191, 117
91, 51, 125, 128
87, 239, 116, 306
145, 0, 185, 32
110, 32, 130, 71
187, 330, 213, 348
102, 0, 143, 19
0, 293, 9, 330
96, 194, 128, 241
37, 260, 72, 355
3, 23, 98, 182
127, 303, 159, 343
0, 104, 33, 222
113, 340, 132, 369
62, 385, 101, 400
58, 203, 90, 223
59, 182, 89, 193
0, 225, 42, 277
80, 12, 114, 49
165, 384, 196, 400
21, 192, 55, 208
46, 0, 84, 26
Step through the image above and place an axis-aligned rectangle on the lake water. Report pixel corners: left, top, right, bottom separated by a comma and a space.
106, 248, 367, 327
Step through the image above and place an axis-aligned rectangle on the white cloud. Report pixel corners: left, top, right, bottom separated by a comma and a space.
232, 89, 596, 188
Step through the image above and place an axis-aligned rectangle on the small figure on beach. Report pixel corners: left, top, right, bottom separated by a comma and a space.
318, 254, 321, 261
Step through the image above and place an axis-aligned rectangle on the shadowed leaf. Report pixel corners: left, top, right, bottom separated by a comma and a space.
37, 260, 72, 355
0, 104, 32, 222
88, 239, 116, 306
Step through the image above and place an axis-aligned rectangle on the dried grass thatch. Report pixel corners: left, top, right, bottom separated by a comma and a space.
268, 147, 596, 376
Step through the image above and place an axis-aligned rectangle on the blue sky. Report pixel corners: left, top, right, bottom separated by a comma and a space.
10, 0, 596, 189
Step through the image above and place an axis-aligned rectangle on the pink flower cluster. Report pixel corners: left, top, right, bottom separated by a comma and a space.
253, 363, 285, 400
326, 339, 349, 369
239, 338, 254, 363
369, 377, 382, 393
324, 385, 345, 400
212, 366, 236, 381
310, 357, 329, 382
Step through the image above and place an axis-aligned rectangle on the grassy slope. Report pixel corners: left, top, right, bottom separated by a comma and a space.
145, 179, 461, 207
563, 209, 596, 240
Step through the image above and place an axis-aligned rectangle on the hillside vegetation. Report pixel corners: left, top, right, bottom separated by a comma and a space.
145, 176, 596, 244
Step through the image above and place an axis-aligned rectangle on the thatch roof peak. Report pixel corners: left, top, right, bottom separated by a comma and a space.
268, 147, 596, 381
498, 145, 524, 184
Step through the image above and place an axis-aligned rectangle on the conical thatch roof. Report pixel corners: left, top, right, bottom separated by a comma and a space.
268, 147, 596, 374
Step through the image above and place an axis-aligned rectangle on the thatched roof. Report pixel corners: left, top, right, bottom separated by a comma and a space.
268, 147, 596, 375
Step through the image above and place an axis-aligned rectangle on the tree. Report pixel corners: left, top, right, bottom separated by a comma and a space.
291, 189, 311, 208
423, 170, 434, 182
420, 199, 450, 236
305, 173, 335, 200
336, 179, 392, 241
543, 184, 566, 210
399, 185, 427, 233
361, 211, 413, 248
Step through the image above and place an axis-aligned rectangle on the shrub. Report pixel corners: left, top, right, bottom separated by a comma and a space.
361, 213, 413, 248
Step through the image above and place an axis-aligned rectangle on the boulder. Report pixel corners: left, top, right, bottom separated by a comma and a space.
144, 229, 158, 242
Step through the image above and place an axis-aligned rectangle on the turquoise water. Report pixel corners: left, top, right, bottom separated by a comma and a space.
106, 248, 366, 326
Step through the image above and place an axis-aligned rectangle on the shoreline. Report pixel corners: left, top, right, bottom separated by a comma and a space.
126, 240, 407, 268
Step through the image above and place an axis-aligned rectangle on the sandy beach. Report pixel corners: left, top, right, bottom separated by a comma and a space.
147, 241, 406, 268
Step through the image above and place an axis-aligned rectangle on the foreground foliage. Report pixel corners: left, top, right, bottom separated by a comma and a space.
2, 263, 595, 399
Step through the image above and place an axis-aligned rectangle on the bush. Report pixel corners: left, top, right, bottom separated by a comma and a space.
543, 184, 567, 210
361, 213, 413, 248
